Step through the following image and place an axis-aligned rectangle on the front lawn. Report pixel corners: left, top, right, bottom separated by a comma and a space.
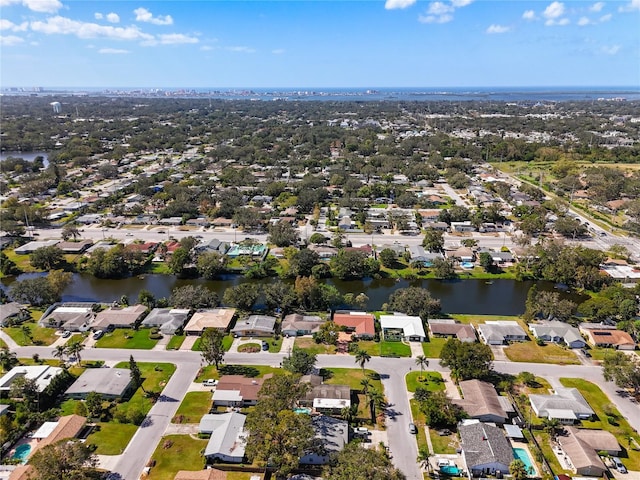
195, 364, 281, 383
191, 334, 233, 352
410, 399, 428, 451
147, 435, 207, 480
504, 342, 579, 365
166, 335, 185, 350
352, 340, 411, 357
559, 378, 640, 470
86, 422, 138, 455
422, 337, 447, 358
172, 391, 212, 423
406, 371, 445, 393
267, 336, 283, 353
321, 368, 381, 392
95, 329, 160, 349
294, 337, 336, 355
4, 321, 58, 346
113, 362, 176, 417
430, 429, 458, 454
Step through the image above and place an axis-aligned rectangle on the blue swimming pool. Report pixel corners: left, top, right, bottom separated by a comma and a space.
440, 465, 462, 476
11, 444, 31, 463
460, 262, 474, 269
513, 447, 535, 475
293, 407, 312, 415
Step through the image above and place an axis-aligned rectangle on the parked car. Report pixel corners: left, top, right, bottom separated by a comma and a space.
354, 427, 370, 436
61, 331, 71, 338
203, 379, 218, 387
93, 330, 104, 340
261, 341, 269, 351
409, 423, 418, 434
612, 457, 627, 474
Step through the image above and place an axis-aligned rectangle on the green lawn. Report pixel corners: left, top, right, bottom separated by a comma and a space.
294, 337, 336, 354
267, 337, 283, 353
191, 334, 234, 352
95, 329, 160, 349
504, 342, 580, 365
172, 392, 212, 423
113, 362, 176, 416
147, 435, 208, 480
3, 250, 34, 272
559, 378, 640, 470
195, 364, 282, 382
4, 321, 58, 346
0, 338, 7, 349
86, 422, 138, 455
585, 346, 617, 361
238, 343, 261, 352
422, 337, 447, 358
430, 429, 458, 454
353, 340, 411, 357
321, 368, 382, 392
410, 399, 428, 451
449, 314, 521, 325
406, 371, 445, 393
166, 335, 185, 350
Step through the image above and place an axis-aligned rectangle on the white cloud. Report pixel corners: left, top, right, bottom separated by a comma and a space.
486, 24, 511, 34
522, 9, 536, 20
0, 0, 62, 13
589, 2, 605, 12
384, 0, 416, 10
30, 16, 154, 41
225, 45, 255, 53
418, 13, 453, 23
134, 7, 173, 26
94, 13, 103, 20
427, 2, 454, 15
601, 44, 621, 55
618, 0, 639, 11
419, 1, 455, 23
106, 13, 120, 24
543, 2, 565, 19
599, 13, 612, 22
577, 16, 591, 26
99, 48, 129, 54
272, 48, 285, 54
0, 34, 24, 45
451, 0, 473, 6
0, 19, 28, 31
142, 33, 198, 45
200, 45, 213, 51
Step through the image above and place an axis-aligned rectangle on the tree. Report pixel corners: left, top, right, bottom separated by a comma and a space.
510, 459, 530, 480
415, 389, 465, 427
129, 355, 143, 391
21, 324, 32, 343
415, 355, 429, 380
61, 222, 80, 241
282, 347, 317, 374
168, 246, 191, 276
439, 339, 493, 381
223, 283, 259, 311
289, 249, 320, 277
28, 439, 100, 480
9, 276, 59, 306
422, 228, 444, 253
314, 321, 341, 345
9, 376, 39, 409
196, 251, 227, 279
268, 221, 299, 247
200, 328, 226, 368
386, 287, 441, 320
138, 289, 156, 308
0, 347, 18, 371
263, 281, 297, 314
331, 250, 369, 280
355, 348, 371, 374
0, 251, 20, 276
479, 252, 494, 272
29, 246, 65, 270
323, 442, 406, 480
432, 258, 457, 280
52, 344, 67, 364
170, 285, 218, 309
378, 248, 397, 268
85, 391, 104, 420
417, 445, 433, 473
309, 232, 328, 244
66, 339, 85, 366
602, 351, 640, 396
367, 388, 385, 423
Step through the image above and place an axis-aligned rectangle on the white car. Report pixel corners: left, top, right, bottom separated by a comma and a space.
203, 379, 218, 387
92, 330, 104, 340
354, 427, 369, 435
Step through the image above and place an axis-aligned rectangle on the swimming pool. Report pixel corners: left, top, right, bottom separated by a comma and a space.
460, 262, 474, 269
440, 465, 462, 476
293, 407, 312, 415
513, 447, 535, 475
11, 444, 31, 463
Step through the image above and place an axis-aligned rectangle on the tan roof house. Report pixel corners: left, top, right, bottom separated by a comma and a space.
92, 304, 147, 330
333, 312, 376, 339
174, 470, 227, 480
558, 427, 620, 476
184, 308, 237, 335
428, 319, 477, 342
212, 375, 271, 407
583, 328, 636, 350
32, 414, 87, 453
453, 380, 511, 424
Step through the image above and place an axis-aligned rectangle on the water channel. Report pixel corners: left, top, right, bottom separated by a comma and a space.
0, 273, 587, 315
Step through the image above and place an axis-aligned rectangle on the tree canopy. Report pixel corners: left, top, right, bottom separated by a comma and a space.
439, 338, 493, 381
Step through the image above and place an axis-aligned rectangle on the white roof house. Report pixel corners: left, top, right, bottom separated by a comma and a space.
477, 321, 527, 345
379, 314, 426, 341
199, 412, 246, 463
529, 321, 586, 349
0, 365, 63, 393
529, 387, 595, 424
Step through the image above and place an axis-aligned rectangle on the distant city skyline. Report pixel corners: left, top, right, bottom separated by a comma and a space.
1, 0, 638, 88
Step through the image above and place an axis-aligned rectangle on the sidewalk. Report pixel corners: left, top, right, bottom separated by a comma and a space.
0, 330, 19, 350
179, 335, 198, 351
409, 341, 423, 358
441, 371, 461, 400
152, 335, 170, 351
279, 336, 295, 355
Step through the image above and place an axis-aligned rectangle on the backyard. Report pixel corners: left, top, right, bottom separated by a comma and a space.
86, 423, 138, 455
95, 329, 160, 349
172, 391, 212, 423
147, 435, 207, 480
353, 340, 412, 358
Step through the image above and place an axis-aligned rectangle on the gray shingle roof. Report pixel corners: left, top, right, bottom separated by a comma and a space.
460, 422, 514, 470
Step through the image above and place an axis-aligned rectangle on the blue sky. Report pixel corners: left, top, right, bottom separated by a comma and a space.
1, 0, 638, 88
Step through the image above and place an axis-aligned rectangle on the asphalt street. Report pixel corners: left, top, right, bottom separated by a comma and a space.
10, 345, 640, 480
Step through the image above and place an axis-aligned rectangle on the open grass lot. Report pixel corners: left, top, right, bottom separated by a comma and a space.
560, 378, 640, 470
195, 364, 281, 382
2, 250, 35, 273
166, 335, 185, 350
410, 399, 428, 451
4, 321, 58, 346
113, 362, 176, 416
353, 340, 411, 358
449, 314, 521, 326
585, 347, 617, 362
406, 371, 445, 393
422, 337, 447, 358
322, 368, 382, 392
86, 422, 138, 455
294, 336, 336, 355
95, 329, 159, 349
172, 391, 212, 423
430, 429, 458, 454
191, 334, 234, 352
147, 435, 207, 480
504, 342, 579, 365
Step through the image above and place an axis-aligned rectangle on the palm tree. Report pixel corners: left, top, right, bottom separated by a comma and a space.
67, 340, 85, 366
415, 355, 429, 380
52, 345, 67, 364
360, 377, 371, 395
367, 389, 385, 424
354, 348, 371, 374
21, 325, 32, 344
417, 445, 433, 473
0, 347, 18, 372
340, 405, 358, 426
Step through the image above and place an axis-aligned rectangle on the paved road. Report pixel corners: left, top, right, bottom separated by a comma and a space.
9, 346, 639, 480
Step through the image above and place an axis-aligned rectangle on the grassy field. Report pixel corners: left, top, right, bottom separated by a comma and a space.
191, 334, 234, 352
448, 314, 521, 325
0, 338, 7, 349
113, 362, 176, 416
166, 335, 185, 350
430, 429, 458, 454
559, 378, 640, 470
322, 368, 382, 392
294, 336, 337, 354
354, 340, 411, 358
504, 342, 580, 365
410, 399, 428, 451
172, 391, 212, 423
422, 337, 447, 358
195, 364, 281, 382
95, 329, 160, 349
2, 250, 35, 273
86, 422, 138, 455
406, 371, 445, 393
147, 435, 208, 480
4, 321, 58, 346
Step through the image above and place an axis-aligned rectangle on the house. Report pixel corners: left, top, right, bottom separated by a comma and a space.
231, 315, 276, 337
299, 415, 348, 466
174, 470, 227, 480
579, 323, 636, 350
307, 244, 339, 259
379, 314, 426, 342
459, 422, 514, 477
0, 302, 29, 327
184, 309, 236, 335
408, 245, 444, 266
65, 368, 133, 400
55, 240, 94, 254
300, 375, 351, 413
212, 375, 269, 407
281, 314, 324, 337
529, 321, 586, 349
199, 412, 246, 463
451, 221, 476, 233
141, 308, 191, 335
445, 247, 475, 263
453, 380, 512, 424
558, 427, 620, 476
39, 304, 95, 331
125, 242, 158, 255
428, 319, 477, 343
477, 321, 528, 345
196, 238, 229, 255
13, 239, 59, 254
333, 312, 376, 340
529, 387, 595, 424
0, 365, 63, 393
30, 414, 87, 453
92, 304, 147, 330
